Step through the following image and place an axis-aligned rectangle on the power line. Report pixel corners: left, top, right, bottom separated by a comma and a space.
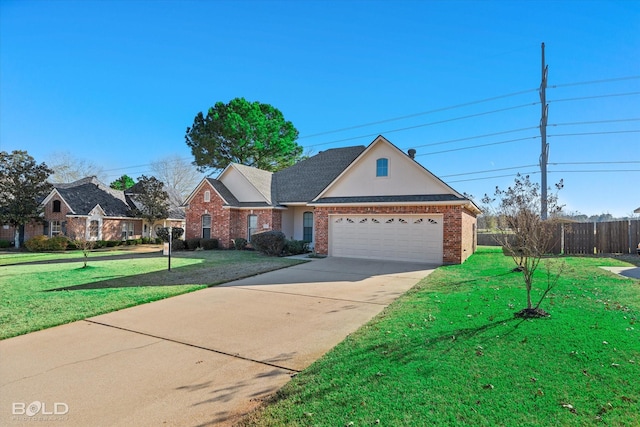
549, 75, 640, 89
298, 77, 640, 142
548, 130, 640, 137
447, 167, 640, 184
549, 118, 640, 127
415, 135, 539, 157
411, 126, 538, 149
305, 102, 540, 149
549, 169, 640, 173
442, 164, 537, 178
448, 171, 540, 183
552, 161, 640, 165
298, 87, 539, 140
548, 91, 640, 104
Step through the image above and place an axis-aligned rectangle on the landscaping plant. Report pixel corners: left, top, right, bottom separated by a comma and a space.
483, 174, 565, 318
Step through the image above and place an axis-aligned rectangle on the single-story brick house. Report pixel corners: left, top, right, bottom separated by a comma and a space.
0, 176, 184, 244
183, 135, 480, 264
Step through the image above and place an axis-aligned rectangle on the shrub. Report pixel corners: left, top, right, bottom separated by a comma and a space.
251, 231, 286, 256
186, 237, 201, 250
0, 239, 11, 249
233, 237, 248, 250
94, 240, 106, 249
284, 239, 309, 255
25, 235, 70, 252
171, 239, 186, 251
105, 240, 121, 247
156, 227, 184, 242
25, 235, 49, 252
141, 237, 151, 244
66, 241, 78, 250
200, 238, 219, 250
155, 237, 163, 244
48, 236, 69, 251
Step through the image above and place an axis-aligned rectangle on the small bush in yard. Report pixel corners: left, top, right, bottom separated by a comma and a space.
25, 236, 69, 252
233, 238, 248, 250
0, 239, 10, 248
186, 237, 201, 250
251, 231, 286, 256
25, 235, 49, 251
200, 238, 218, 250
105, 240, 121, 247
284, 239, 308, 255
48, 236, 69, 251
171, 239, 186, 251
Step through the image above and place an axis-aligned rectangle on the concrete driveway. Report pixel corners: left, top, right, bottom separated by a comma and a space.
1, 257, 436, 426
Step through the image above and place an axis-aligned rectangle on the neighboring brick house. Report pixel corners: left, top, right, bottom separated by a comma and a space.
184, 135, 480, 264
0, 177, 184, 244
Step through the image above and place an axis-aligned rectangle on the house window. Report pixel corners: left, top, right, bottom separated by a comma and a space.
50, 220, 62, 236
204, 190, 211, 202
90, 220, 99, 239
376, 158, 388, 177
121, 222, 134, 240
303, 212, 313, 242
247, 215, 257, 242
202, 214, 211, 239
53, 200, 61, 213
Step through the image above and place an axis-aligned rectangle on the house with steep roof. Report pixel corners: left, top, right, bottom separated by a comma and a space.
183, 135, 481, 264
0, 177, 184, 244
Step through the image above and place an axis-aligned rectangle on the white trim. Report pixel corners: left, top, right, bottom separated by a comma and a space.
219, 163, 272, 204
309, 200, 478, 210
40, 189, 75, 214
313, 135, 467, 202
183, 178, 230, 206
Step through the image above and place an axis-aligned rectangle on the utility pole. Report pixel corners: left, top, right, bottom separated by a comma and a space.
539, 42, 549, 220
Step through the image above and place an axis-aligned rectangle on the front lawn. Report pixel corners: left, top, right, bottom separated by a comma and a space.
0, 249, 303, 340
244, 247, 640, 426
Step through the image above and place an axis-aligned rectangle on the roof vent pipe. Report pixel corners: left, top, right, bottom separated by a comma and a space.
408, 148, 416, 159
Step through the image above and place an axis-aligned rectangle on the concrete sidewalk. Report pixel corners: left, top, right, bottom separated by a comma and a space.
1, 257, 436, 426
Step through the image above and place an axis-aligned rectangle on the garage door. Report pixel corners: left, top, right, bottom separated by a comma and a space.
329, 214, 443, 264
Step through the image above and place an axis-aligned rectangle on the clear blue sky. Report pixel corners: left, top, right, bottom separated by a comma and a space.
1, 0, 639, 217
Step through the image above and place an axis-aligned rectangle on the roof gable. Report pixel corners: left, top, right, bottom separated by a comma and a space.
273, 146, 366, 203
315, 135, 462, 200
41, 188, 75, 214
53, 177, 135, 217
218, 163, 272, 203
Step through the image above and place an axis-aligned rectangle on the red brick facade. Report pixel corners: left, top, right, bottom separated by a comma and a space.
185, 181, 284, 248
313, 204, 474, 264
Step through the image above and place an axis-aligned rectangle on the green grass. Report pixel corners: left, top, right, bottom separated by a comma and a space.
0, 249, 303, 340
0, 249, 139, 266
244, 248, 640, 427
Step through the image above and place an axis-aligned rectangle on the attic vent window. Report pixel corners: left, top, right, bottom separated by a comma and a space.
204, 190, 211, 202
376, 158, 388, 177
53, 200, 61, 213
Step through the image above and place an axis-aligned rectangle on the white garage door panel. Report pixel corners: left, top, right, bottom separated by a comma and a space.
329, 214, 443, 263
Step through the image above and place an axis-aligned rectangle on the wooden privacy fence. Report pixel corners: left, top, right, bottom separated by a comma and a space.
479, 220, 640, 255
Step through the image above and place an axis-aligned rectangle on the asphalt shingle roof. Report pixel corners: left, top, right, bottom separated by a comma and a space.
205, 178, 240, 206
272, 146, 366, 203
312, 194, 466, 204
55, 177, 135, 217
232, 163, 273, 203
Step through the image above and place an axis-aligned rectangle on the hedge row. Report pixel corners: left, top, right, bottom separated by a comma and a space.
249, 231, 310, 256
172, 238, 219, 251
24, 236, 164, 252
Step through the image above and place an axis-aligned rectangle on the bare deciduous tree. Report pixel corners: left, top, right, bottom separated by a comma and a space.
67, 219, 96, 269
150, 155, 202, 205
46, 151, 106, 183
483, 174, 565, 318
